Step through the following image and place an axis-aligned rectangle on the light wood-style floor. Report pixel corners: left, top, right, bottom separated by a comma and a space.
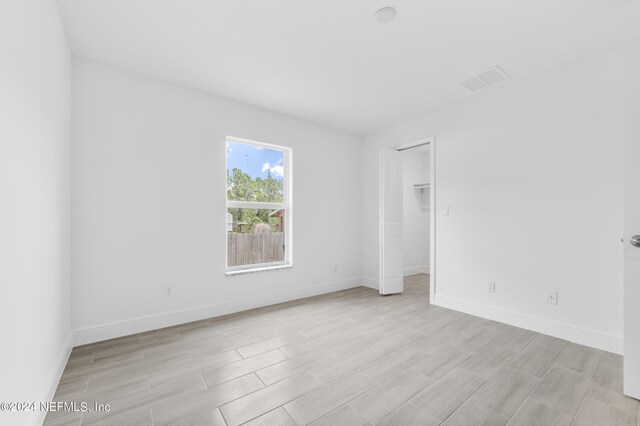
46, 275, 639, 426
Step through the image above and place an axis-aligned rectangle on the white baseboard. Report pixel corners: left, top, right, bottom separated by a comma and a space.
72, 278, 363, 346
34, 333, 72, 426
432, 293, 623, 354
403, 265, 430, 276
361, 277, 378, 290
70, 276, 621, 355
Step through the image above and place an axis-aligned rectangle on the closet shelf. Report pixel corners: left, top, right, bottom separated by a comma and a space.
413, 183, 430, 210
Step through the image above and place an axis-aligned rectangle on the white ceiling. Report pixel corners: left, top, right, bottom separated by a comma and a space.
57, 0, 640, 136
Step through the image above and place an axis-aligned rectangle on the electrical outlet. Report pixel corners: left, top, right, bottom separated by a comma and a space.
164, 286, 172, 297
442, 206, 450, 216
488, 282, 496, 293
545, 290, 558, 305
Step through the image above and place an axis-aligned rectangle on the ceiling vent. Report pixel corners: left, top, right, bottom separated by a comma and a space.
460, 66, 510, 92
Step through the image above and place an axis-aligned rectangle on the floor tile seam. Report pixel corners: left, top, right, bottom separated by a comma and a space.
512, 341, 589, 423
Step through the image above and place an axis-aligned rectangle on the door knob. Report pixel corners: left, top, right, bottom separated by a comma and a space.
631, 235, 640, 248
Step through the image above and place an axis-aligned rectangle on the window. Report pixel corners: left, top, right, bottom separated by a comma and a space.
226, 137, 291, 273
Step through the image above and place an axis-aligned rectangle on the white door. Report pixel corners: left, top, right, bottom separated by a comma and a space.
624, 49, 640, 400
380, 149, 403, 295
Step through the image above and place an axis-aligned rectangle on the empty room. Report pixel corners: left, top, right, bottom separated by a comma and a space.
2, 0, 640, 425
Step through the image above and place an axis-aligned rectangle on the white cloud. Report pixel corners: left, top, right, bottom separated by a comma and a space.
270, 165, 284, 177
262, 162, 283, 177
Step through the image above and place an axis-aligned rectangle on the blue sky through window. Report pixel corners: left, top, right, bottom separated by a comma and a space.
226, 140, 284, 180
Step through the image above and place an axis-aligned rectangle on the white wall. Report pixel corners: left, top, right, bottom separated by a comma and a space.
402, 149, 430, 276
0, 1, 71, 425
364, 51, 626, 353
71, 58, 363, 343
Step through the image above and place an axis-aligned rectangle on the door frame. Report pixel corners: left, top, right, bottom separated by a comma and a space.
623, 47, 640, 400
380, 136, 436, 301
429, 136, 436, 303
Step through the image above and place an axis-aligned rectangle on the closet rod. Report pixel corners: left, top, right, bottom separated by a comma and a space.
397, 141, 430, 152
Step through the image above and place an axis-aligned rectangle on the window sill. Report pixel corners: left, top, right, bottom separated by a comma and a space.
225, 264, 293, 276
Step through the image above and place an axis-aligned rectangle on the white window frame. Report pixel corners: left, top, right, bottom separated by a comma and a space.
225, 136, 292, 275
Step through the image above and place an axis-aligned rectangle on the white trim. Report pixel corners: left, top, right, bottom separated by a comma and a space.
403, 265, 430, 276
432, 293, 623, 354
285, 149, 293, 266
72, 278, 361, 346
361, 277, 379, 289
225, 263, 292, 275
429, 135, 436, 303
34, 334, 72, 426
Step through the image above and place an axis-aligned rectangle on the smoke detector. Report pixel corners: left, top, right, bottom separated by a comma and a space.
375, 7, 396, 24
460, 66, 510, 92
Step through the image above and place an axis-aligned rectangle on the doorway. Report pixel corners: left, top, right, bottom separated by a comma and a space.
379, 136, 435, 300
